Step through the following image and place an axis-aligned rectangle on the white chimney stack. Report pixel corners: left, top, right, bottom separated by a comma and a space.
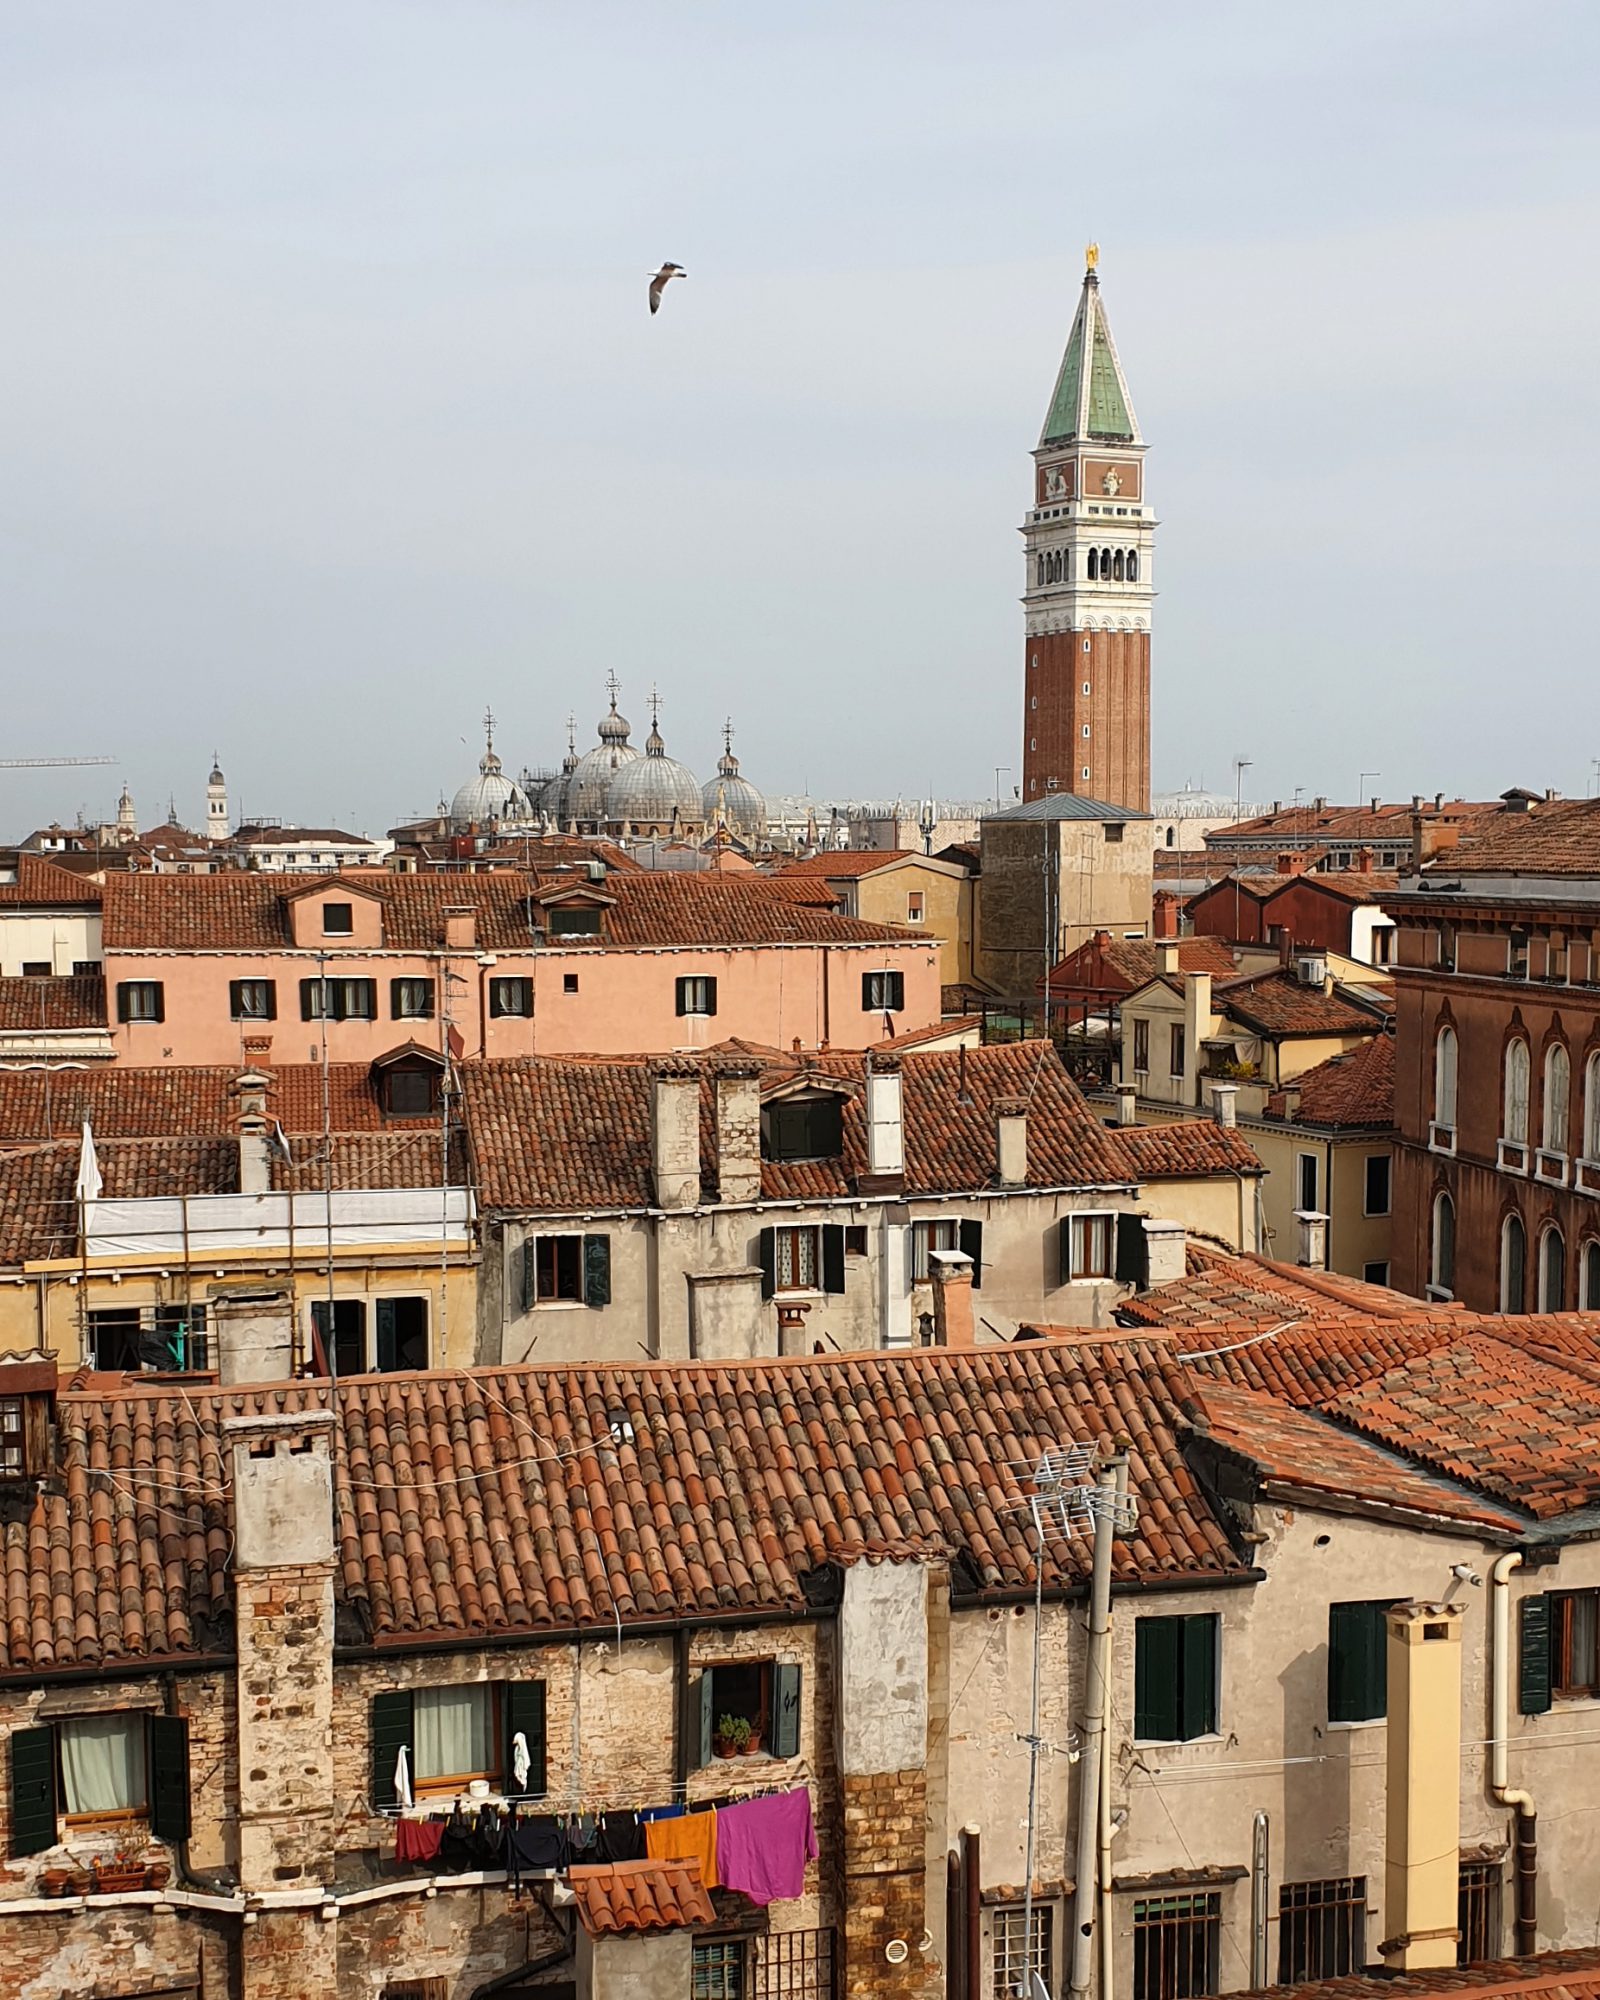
1116, 1086, 1138, 1127
1294, 1209, 1328, 1268
993, 1096, 1028, 1187
1211, 1083, 1238, 1129
651, 1059, 701, 1211
864, 1059, 905, 1185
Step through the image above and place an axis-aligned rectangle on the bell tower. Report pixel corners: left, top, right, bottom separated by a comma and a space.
1021, 248, 1154, 812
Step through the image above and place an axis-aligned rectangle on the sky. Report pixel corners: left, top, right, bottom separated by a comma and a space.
0, 1, 1597, 839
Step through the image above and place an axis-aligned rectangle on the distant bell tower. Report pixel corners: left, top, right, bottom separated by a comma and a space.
206, 754, 229, 841
116, 781, 137, 839
1021, 247, 1154, 812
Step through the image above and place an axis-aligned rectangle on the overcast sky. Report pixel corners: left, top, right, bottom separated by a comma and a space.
1, 2, 1596, 838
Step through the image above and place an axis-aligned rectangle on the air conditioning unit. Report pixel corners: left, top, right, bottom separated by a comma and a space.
1295, 953, 1327, 986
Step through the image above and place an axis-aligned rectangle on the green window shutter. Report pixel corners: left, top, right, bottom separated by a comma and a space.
261, 980, 277, 1021
503, 1680, 547, 1797
1180, 1614, 1218, 1740
675, 979, 689, 1017
771, 1663, 802, 1760
389, 978, 406, 1019
1330, 1601, 1392, 1723
1520, 1595, 1552, 1715
148, 1715, 191, 1843
704, 977, 718, 1017
959, 1218, 983, 1291
371, 1690, 414, 1810
229, 980, 244, 1018
821, 1226, 846, 1295
374, 1299, 397, 1374
151, 983, 165, 1024
1059, 1215, 1074, 1286
682, 1670, 715, 1770
9, 1725, 56, 1857
520, 1239, 537, 1313
583, 1234, 612, 1309
300, 978, 320, 1020
758, 1228, 776, 1301
1135, 1617, 1180, 1742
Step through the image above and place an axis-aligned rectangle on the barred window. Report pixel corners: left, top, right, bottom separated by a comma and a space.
1278, 1877, 1366, 1981
993, 1903, 1053, 1998
1458, 1860, 1503, 1963
693, 1939, 747, 2000
1132, 1892, 1219, 2000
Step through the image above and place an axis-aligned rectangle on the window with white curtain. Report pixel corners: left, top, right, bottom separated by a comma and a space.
1585, 1054, 1600, 1161
414, 1685, 494, 1789
1544, 1044, 1571, 1154
1434, 1026, 1458, 1130
1503, 1040, 1530, 1146
60, 1713, 147, 1819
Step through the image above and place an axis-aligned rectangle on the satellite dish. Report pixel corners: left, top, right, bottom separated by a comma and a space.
885, 1938, 909, 1965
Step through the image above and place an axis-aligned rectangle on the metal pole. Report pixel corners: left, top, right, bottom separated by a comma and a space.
1250, 1811, 1270, 1987
1069, 1458, 1124, 2000
1020, 1501, 1047, 1994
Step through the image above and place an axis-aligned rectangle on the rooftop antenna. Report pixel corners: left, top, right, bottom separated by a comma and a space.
1010, 1446, 1138, 2000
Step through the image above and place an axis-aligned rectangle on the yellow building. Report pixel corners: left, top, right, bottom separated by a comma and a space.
772, 849, 975, 989
0, 1058, 477, 1375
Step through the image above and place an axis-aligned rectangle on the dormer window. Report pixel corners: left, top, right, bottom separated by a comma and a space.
322, 902, 354, 936
549, 906, 602, 938
761, 1094, 844, 1163
385, 1069, 438, 1116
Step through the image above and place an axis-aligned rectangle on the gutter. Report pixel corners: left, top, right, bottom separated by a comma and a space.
1491, 1551, 1538, 1952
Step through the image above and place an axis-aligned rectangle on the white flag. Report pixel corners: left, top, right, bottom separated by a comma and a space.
394, 1743, 413, 1811
511, 1731, 531, 1791
74, 1119, 102, 1205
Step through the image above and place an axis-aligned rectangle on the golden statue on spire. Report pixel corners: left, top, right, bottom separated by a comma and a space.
1085, 241, 1100, 272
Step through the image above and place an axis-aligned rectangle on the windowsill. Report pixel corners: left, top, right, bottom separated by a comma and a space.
531, 1299, 587, 1312
774, 1288, 823, 1302
1551, 1690, 1600, 1708
1132, 1733, 1223, 1750
1324, 1717, 1386, 1732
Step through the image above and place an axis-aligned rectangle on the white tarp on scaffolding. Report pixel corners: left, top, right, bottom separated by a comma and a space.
81, 1187, 473, 1261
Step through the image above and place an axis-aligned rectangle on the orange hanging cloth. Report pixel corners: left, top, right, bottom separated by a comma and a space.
644, 1807, 720, 1889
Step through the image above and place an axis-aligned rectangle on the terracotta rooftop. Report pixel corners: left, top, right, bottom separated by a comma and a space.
0, 1338, 1244, 1676
0, 1059, 439, 1145
0, 853, 103, 905
1212, 969, 1387, 1038
1210, 799, 1496, 846
1427, 795, 1600, 878
0, 974, 106, 1031
1111, 1121, 1265, 1181
1219, 1944, 1600, 2000
568, 1859, 716, 1937
100, 869, 917, 952
771, 849, 915, 877
1043, 934, 1241, 998
1193, 1380, 1527, 1534
1269, 1033, 1395, 1129
460, 1041, 1141, 1211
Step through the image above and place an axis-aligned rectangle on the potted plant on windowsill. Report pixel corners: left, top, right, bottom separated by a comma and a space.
712, 1714, 752, 1759
91, 1847, 150, 1894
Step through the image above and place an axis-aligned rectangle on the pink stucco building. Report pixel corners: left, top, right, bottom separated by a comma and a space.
99, 869, 940, 1066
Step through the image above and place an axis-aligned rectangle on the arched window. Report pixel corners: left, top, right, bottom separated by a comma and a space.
1540, 1225, 1566, 1311
1166, 826, 1175, 848
1087, 548, 1098, 581
1101, 547, 1112, 577
1500, 1213, 1526, 1313
1112, 550, 1125, 581
1127, 551, 1139, 582
1431, 1191, 1455, 1296
1434, 1025, 1458, 1131
1543, 1042, 1571, 1155
1036, 554, 1046, 587
1583, 1238, 1600, 1309
1502, 1038, 1530, 1147
1584, 1052, 1600, 1162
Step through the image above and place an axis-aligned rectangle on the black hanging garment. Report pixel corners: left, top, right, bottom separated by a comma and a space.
596, 1809, 644, 1863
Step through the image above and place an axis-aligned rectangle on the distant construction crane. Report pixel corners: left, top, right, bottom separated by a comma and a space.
0, 756, 115, 769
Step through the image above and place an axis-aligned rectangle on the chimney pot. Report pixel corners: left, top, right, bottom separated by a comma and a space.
650, 1059, 701, 1210
1211, 1083, 1238, 1128
1115, 1086, 1138, 1127
993, 1095, 1028, 1187
444, 906, 475, 950
1156, 940, 1180, 977
1294, 1208, 1328, 1268
928, 1249, 975, 1347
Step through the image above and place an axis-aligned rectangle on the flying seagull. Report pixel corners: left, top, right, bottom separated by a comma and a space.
648, 262, 686, 314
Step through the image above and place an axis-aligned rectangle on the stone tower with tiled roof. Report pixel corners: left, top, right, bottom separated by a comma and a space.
1021, 248, 1154, 813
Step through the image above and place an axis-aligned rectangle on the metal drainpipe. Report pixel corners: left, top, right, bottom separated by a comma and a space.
1490, 1552, 1538, 1952
1250, 1811, 1271, 1987
1098, 1453, 1132, 2000
1069, 1459, 1123, 2000
962, 1824, 981, 2000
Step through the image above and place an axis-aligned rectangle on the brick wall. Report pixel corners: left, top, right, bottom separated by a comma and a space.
840, 1769, 941, 2000
236, 1563, 336, 1893
1023, 626, 1151, 813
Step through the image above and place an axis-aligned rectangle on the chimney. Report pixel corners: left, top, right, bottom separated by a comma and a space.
1294, 1208, 1328, 1268
993, 1095, 1028, 1187
213, 1284, 295, 1385
1151, 893, 1180, 940
1314, 796, 1327, 812
235, 1068, 273, 1195
224, 1410, 338, 1913
863, 1056, 905, 1192
1211, 1083, 1238, 1128
1412, 795, 1425, 812
929, 1249, 975, 1347
1142, 1218, 1186, 1286
1370, 796, 1381, 813
1183, 972, 1212, 1101
444, 906, 476, 950
712, 1059, 762, 1204
1356, 846, 1375, 873
1381, 1603, 1464, 1971
1271, 924, 1293, 967
689, 1265, 770, 1360
650, 1059, 701, 1210
1116, 1086, 1138, 1127
1156, 940, 1181, 977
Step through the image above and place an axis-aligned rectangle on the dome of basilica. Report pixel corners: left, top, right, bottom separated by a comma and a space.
450, 720, 532, 829
701, 725, 766, 843
564, 691, 640, 827
606, 704, 703, 831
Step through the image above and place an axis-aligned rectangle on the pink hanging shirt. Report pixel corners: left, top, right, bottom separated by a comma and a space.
714, 1789, 818, 1907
